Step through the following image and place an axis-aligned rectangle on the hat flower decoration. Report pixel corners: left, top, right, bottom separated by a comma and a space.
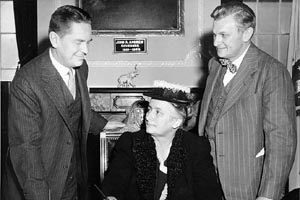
147, 80, 192, 105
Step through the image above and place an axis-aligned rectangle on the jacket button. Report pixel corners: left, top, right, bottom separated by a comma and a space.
63, 165, 68, 169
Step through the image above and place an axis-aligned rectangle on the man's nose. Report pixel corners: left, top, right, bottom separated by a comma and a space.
213, 35, 221, 47
81, 43, 89, 55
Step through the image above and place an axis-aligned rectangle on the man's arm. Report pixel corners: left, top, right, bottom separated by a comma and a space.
257, 197, 272, 200
89, 109, 108, 134
89, 110, 125, 134
9, 78, 49, 200
258, 60, 297, 199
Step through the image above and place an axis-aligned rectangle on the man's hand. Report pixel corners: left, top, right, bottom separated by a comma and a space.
104, 121, 125, 130
106, 196, 117, 200
256, 197, 273, 200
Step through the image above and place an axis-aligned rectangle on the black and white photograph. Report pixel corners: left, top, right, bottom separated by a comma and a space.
0, 0, 299, 200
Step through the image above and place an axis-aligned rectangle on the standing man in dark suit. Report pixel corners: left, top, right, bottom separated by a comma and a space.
198, 2, 297, 200
3, 5, 124, 200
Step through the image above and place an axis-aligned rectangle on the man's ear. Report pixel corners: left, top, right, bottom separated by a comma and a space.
242, 27, 254, 42
49, 31, 59, 48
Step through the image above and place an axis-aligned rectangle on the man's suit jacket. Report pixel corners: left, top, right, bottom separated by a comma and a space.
198, 43, 297, 200
3, 49, 107, 200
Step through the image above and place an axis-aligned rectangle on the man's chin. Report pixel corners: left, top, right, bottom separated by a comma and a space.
74, 60, 84, 66
217, 52, 226, 58
216, 48, 228, 57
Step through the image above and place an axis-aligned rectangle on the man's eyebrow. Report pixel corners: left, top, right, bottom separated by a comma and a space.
75, 38, 93, 42
215, 30, 227, 34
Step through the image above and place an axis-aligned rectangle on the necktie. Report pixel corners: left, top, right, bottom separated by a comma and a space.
219, 58, 237, 73
68, 68, 76, 99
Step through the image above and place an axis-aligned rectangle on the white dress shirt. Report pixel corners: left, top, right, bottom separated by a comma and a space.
223, 45, 250, 86
49, 48, 75, 87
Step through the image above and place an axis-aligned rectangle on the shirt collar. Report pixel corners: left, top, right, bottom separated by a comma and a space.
49, 48, 74, 76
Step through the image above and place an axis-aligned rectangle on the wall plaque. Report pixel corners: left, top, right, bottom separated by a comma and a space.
114, 38, 147, 53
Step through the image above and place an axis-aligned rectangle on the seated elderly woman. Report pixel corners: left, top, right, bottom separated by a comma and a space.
101, 81, 222, 200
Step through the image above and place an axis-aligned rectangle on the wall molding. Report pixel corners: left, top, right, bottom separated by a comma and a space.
87, 60, 186, 68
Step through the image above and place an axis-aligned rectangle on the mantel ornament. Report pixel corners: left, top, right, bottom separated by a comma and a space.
117, 64, 139, 88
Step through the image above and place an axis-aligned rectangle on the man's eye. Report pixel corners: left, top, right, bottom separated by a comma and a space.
221, 34, 227, 38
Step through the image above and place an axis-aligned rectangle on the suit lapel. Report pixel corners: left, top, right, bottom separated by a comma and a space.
76, 66, 91, 137
220, 44, 259, 116
40, 49, 74, 136
198, 59, 223, 135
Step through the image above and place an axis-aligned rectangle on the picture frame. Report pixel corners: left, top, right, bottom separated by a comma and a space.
79, 0, 184, 35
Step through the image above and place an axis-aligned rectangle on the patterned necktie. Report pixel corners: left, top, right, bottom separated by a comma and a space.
219, 58, 237, 73
68, 68, 76, 99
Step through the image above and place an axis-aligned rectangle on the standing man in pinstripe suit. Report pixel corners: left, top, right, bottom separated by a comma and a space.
3, 5, 124, 200
198, 2, 297, 200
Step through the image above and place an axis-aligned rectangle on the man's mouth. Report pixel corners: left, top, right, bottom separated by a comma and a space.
146, 122, 154, 127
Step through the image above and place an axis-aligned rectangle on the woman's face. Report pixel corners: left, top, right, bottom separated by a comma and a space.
146, 99, 181, 138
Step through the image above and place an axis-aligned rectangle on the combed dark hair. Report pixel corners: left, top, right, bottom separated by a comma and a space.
211, 1, 256, 31
48, 5, 92, 36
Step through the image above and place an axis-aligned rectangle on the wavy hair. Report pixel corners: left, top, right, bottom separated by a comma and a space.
211, 1, 256, 32
48, 5, 91, 36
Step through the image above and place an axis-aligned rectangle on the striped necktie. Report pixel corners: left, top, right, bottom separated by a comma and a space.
68, 68, 76, 99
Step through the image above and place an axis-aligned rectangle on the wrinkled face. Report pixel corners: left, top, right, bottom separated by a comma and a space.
50, 22, 92, 67
213, 15, 248, 61
146, 99, 181, 138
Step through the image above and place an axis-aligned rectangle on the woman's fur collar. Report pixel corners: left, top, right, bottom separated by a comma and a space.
132, 129, 187, 200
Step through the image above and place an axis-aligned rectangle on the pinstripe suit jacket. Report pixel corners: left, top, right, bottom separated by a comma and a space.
4, 49, 107, 200
198, 43, 297, 200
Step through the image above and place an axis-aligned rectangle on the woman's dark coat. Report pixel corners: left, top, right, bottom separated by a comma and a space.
102, 129, 222, 200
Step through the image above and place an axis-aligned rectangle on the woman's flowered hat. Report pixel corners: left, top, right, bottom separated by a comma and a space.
145, 80, 192, 105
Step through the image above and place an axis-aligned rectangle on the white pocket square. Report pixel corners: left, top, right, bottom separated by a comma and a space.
256, 148, 265, 158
